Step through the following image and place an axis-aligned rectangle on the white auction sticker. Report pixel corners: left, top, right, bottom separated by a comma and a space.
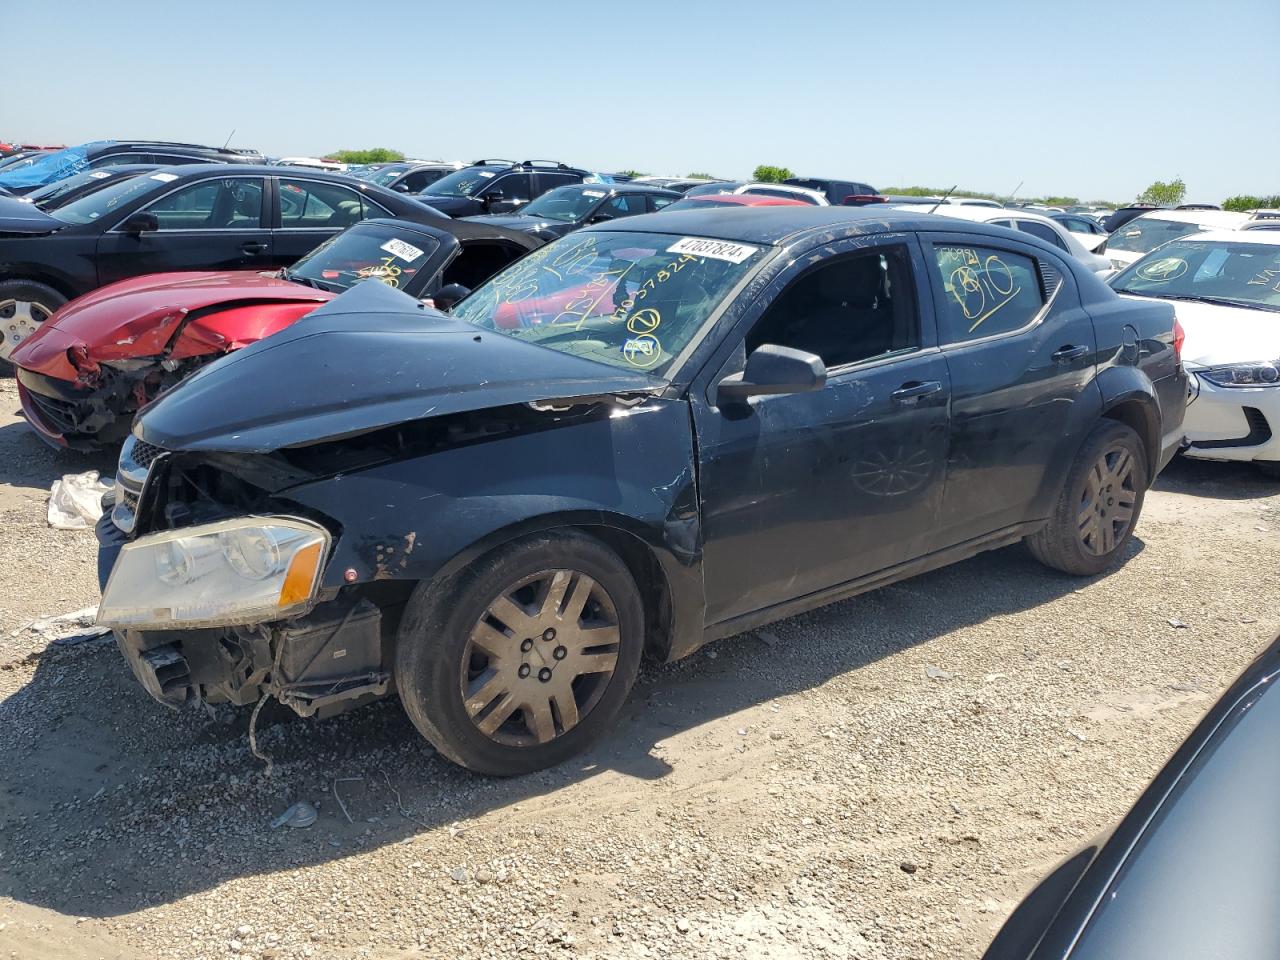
380, 238, 425, 262
582, 189, 605, 198
667, 237, 758, 264
89, 171, 110, 179
150, 172, 179, 182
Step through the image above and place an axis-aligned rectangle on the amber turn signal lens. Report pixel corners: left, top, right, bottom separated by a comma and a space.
278, 541, 323, 608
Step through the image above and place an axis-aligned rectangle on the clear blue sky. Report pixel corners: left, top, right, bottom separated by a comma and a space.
6, 0, 1276, 203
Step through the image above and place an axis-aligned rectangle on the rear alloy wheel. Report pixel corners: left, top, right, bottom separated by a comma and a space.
0, 280, 66, 364
395, 532, 644, 775
1028, 420, 1147, 575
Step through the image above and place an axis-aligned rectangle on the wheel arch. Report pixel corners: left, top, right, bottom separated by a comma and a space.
1100, 395, 1160, 481
0, 267, 78, 302
430, 509, 694, 663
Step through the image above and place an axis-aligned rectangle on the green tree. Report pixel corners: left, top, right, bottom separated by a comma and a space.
1222, 194, 1280, 212
1043, 195, 1078, 207
328, 148, 406, 164
686, 171, 718, 180
616, 169, 647, 179
1136, 178, 1186, 207
752, 164, 794, 183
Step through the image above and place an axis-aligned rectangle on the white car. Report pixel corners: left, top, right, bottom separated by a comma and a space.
1099, 209, 1249, 271
1109, 229, 1280, 477
732, 182, 829, 205
895, 203, 1112, 275
944, 196, 1004, 208
1051, 212, 1110, 252
275, 156, 348, 172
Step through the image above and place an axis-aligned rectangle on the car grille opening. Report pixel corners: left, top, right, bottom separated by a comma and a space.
25, 391, 82, 435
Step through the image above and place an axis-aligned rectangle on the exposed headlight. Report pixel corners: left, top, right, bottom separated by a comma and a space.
1199, 362, 1280, 388
98, 517, 330, 629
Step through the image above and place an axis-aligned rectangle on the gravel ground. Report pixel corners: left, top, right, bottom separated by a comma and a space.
1, 372, 1277, 960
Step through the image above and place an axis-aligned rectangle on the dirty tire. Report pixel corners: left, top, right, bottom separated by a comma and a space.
1254, 460, 1280, 480
1028, 420, 1147, 576
0, 279, 65, 368
395, 531, 644, 776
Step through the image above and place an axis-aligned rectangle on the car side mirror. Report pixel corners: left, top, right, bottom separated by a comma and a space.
716, 344, 826, 405
588, 212, 614, 224
394, 183, 409, 192
431, 282, 471, 311
120, 211, 158, 235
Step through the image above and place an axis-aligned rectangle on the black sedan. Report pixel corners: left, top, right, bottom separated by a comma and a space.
0, 164, 443, 358
462, 183, 680, 239
985, 633, 1280, 960
95, 207, 1185, 775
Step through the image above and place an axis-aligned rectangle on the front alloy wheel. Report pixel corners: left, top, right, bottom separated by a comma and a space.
0, 298, 54, 362
462, 569, 620, 745
395, 531, 644, 775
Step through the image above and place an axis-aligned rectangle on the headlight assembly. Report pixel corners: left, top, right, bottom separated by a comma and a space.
98, 517, 330, 629
1199, 361, 1280, 387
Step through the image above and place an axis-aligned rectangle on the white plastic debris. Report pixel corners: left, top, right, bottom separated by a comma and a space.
47, 471, 113, 530
271, 801, 318, 829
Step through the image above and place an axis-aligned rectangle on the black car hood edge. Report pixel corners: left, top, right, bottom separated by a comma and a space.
135, 281, 661, 454
0, 195, 65, 234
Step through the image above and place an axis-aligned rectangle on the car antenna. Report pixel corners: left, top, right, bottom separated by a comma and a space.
928, 185, 958, 215
221, 128, 236, 150
1003, 180, 1024, 207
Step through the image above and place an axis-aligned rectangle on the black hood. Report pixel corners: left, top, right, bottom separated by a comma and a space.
135, 281, 661, 454
0, 195, 64, 235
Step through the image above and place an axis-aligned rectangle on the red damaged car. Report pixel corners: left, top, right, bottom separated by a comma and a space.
12, 216, 542, 450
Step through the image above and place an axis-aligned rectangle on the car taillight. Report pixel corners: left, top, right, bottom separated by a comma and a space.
1173, 317, 1185, 365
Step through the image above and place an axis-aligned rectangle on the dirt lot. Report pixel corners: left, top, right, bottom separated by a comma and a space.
1, 372, 1276, 960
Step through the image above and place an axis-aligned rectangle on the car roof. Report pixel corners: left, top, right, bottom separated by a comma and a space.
1178, 228, 1280, 246
580, 206, 1034, 247
148, 163, 380, 181
1132, 209, 1250, 227
354, 216, 544, 248
606, 183, 680, 196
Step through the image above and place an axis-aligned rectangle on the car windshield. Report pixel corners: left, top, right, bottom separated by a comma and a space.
26, 170, 115, 209
286, 223, 440, 293
422, 168, 498, 198
1107, 217, 1201, 254
451, 230, 767, 377
0, 144, 92, 189
366, 164, 411, 186
1111, 239, 1280, 312
520, 185, 608, 223
48, 173, 167, 225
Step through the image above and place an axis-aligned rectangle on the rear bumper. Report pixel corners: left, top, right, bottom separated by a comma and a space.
1181, 375, 1280, 463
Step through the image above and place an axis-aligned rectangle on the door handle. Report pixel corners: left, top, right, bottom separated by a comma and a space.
1052, 344, 1089, 363
240, 241, 267, 254
890, 380, 943, 403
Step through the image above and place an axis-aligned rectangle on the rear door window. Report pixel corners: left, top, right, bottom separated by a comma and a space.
279, 178, 370, 229
141, 176, 264, 230
928, 243, 1046, 343
1014, 219, 1071, 252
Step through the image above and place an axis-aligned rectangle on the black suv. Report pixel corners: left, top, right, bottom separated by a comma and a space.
96, 207, 1186, 776
0, 140, 264, 195
784, 177, 880, 204
418, 160, 592, 217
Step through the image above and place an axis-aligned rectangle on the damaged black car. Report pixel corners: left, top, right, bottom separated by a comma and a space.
96, 207, 1187, 775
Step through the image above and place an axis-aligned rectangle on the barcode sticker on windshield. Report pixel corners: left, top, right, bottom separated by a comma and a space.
381, 238, 425, 262
667, 237, 758, 264
150, 173, 178, 183
89, 171, 110, 179
582, 190, 605, 198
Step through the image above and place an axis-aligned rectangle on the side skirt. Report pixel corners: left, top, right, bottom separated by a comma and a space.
700, 522, 1044, 646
